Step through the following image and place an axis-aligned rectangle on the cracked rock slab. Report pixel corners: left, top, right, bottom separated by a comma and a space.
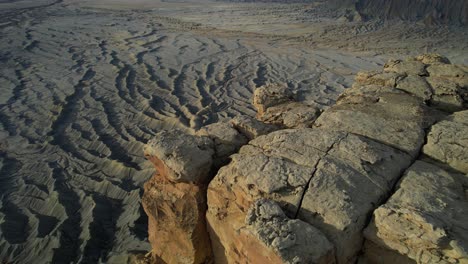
315, 92, 435, 157
363, 161, 468, 264
297, 133, 412, 264
196, 122, 248, 168
207, 128, 412, 264
258, 101, 321, 128
243, 199, 335, 264
384, 59, 428, 76
230, 115, 280, 140
144, 130, 215, 183
253, 83, 295, 116
423, 110, 468, 174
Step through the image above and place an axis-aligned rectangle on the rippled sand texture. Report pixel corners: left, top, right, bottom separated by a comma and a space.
1, 0, 467, 263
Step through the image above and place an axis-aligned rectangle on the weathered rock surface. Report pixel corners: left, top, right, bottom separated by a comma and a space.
244, 199, 335, 264
355, 56, 468, 112
207, 127, 412, 264
144, 130, 214, 184
253, 83, 295, 116
259, 101, 321, 128
315, 91, 434, 157
142, 175, 212, 264
196, 122, 248, 168
423, 110, 468, 174
142, 54, 468, 264
253, 84, 321, 128
384, 59, 428, 76
230, 115, 280, 140
363, 161, 468, 264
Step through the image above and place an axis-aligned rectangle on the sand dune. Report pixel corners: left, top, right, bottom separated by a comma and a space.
0, 0, 467, 263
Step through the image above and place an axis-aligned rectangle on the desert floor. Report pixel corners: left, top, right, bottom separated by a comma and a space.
0, 0, 467, 263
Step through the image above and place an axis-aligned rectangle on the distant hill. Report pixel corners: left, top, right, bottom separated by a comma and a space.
333, 0, 468, 26
219, 0, 468, 26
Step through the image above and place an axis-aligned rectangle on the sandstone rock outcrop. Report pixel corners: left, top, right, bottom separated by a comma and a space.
144, 130, 215, 184
230, 115, 280, 140
142, 54, 468, 264
244, 199, 335, 264
253, 83, 321, 128
143, 131, 215, 264
196, 122, 248, 168
423, 110, 468, 174
142, 176, 212, 264
354, 54, 468, 113
362, 160, 468, 264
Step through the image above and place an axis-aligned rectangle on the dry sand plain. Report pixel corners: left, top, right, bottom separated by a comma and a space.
0, 0, 467, 263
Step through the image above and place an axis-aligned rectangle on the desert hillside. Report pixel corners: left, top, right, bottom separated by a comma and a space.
0, 0, 467, 263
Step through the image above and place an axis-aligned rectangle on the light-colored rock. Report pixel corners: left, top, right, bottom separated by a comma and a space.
345, 84, 402, 97
358, 240, 416, 264
426, 64, 468, 79
197, 122, 248, 167
412, 53, 451, 65
206, 128, 342, 264
207, 127, 412, 264
230, 115, 280, 140
426, 77, 466, 112
253, 83, 294, 116
144, 130, 214, 183
355, 71, 405, 87
315, 92, 435, 157
142, 175, 212, 264
244, 199, 335, 264
258, 101, 321, 128
423, 110, 468, 173
364, 161, 468, 264
297, 133, 412, 264
384, 59, 428, 76
396, 75, 432, 101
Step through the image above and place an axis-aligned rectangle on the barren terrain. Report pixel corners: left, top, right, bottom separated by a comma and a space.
0, 0, 467, 263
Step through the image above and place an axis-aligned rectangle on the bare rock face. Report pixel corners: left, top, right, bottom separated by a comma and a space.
259, 102, 321, 128
384, 59, 428, 76
253, 83, 295, 116
356, 55, 468, 113
196, 122, 248, 168
207, 127, 412, 264
315, 90, 434, 157
144, 130, 214, 184
253, 84, 321, 128
141, 54, 468, 264
230, 115, 280, 140
244, 199, 335, 264
355, 71, 405, 87
412, 53, 451, 65
363, 161, 468, 264
142, 176, 212, 264
423, 110, 468, 174
143, 130, 217, 264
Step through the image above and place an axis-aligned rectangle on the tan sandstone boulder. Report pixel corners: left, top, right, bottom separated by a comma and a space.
142, 176, 212, 264
253, 84, 321, 128
423, 110, 468, 174
144, 130, 214, 184
363, 161, 468, 264
207, 127, 412, 264
196, 122, 248, 168
384, 59, 428, 76
253, 83, 295, 116
230, 115, 280, 140
315, 91, 436, 157
242, 199, 335, 264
